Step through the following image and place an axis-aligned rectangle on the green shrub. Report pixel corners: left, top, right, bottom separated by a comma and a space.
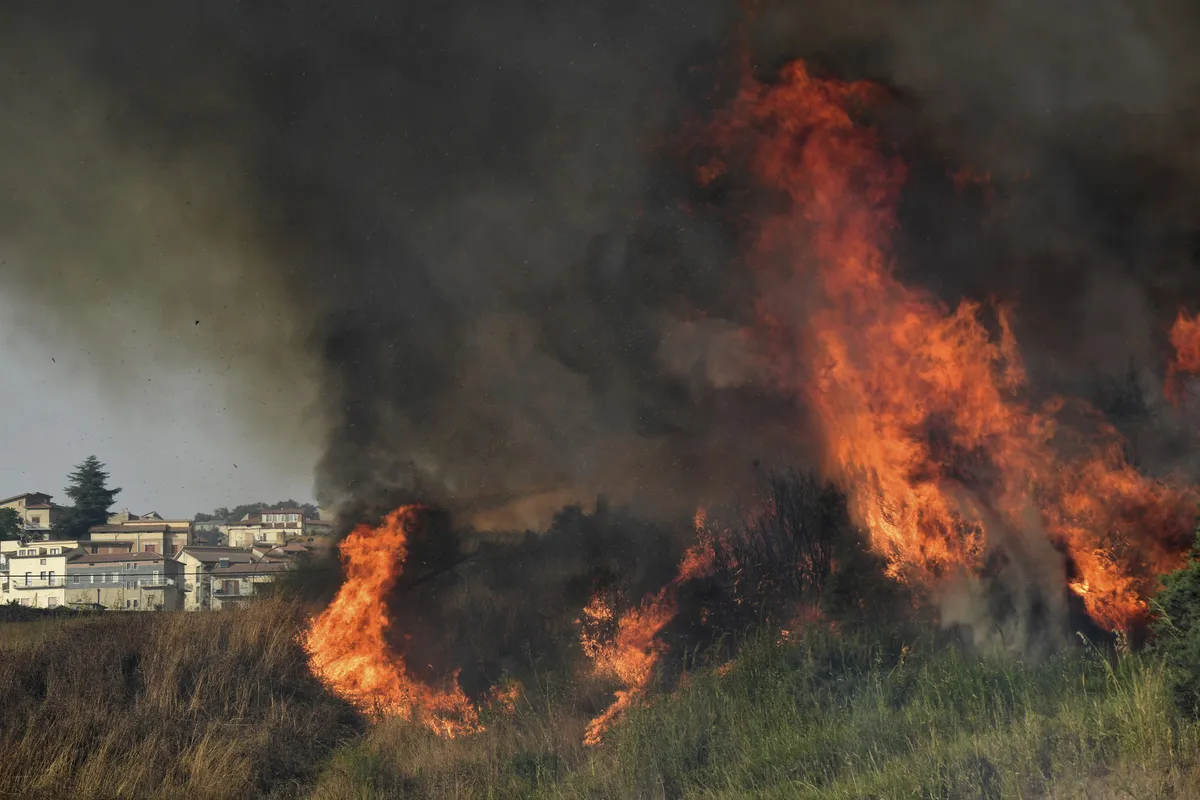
1153, 531, 1200, 717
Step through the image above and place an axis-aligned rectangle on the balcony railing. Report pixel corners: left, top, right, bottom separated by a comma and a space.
15, 578, 63, 589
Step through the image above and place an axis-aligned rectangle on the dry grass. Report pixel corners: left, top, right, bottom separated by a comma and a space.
0, 599, 360, 799
3, 594, 1199, 799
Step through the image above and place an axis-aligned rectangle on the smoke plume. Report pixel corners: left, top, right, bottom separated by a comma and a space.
5, 0, 1200, 539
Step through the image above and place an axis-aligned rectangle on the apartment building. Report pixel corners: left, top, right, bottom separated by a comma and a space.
0, 540, 85, 608
225, 508, 327, 547
174, 547, 256, 611
88, 514, 192, 557
210, 560, 290, 610
65, 551, 184, 611
0, 492, 65, 538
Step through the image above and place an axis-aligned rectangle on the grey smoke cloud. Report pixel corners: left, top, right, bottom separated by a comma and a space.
3, 0, 1200, 537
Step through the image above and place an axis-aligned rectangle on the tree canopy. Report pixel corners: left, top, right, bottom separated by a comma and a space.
0, 508, 22, 541
52, 456, 121, 540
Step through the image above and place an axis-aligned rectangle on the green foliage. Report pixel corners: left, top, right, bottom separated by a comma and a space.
0, 508, 22, 541
52, 456, 121, 540
1152, 531, 1200, 717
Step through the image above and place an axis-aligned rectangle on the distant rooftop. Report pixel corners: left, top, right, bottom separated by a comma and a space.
69, 552, 165, 565
0, 492, 52, 506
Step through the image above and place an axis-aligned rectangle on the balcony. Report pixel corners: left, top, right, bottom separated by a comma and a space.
14, 577, 63, 590
142, 577, 177, 589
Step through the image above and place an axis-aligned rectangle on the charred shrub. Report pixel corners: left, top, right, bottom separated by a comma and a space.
670, 471, 909, 658
386, 499, 678, 699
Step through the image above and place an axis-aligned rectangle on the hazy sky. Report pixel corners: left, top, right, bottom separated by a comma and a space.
0, 296, 318, 519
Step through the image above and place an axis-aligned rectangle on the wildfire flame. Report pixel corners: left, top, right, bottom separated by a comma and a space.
697, 60, 1197, 632
302, 505, 483, 737
580, 529, 716, 746
1167, 311, 1200, 405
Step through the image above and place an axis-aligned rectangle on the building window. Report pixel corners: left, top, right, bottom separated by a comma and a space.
30, 515, 41, 524
145, 545, 156, 554
48, 571, 55, 586
49, 548, 59, 555
39, 571, 46, 582
39, 558, 46, 566
47, 597, 57, 608
25, 572, 31, 586
126, 600, 131, 609
91, 574, 98, 584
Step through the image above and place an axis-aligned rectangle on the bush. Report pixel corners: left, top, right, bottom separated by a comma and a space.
1153, 531, 1200, 717
668, 471, 911, 665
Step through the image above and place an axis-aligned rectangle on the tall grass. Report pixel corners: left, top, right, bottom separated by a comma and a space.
2, 598, 1196, 798
310, 626, 1200, 799
0, 599, 360, 799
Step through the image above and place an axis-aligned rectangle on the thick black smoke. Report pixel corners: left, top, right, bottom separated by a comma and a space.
4, 0, 1200, 527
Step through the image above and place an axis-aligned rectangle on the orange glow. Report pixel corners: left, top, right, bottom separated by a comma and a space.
302, 506, 483, 737
698, 60, 1197, 632
1167, 311, 1200, 404
581, 532, 716, 746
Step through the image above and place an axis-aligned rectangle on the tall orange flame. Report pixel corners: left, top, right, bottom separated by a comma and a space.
302, 506, 482, 737
699, 60, 1197, 632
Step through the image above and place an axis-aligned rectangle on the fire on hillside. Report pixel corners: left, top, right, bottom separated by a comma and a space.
301, 55, 1200, 744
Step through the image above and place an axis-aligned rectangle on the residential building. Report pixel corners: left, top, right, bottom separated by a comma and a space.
0, 540, 85, 608
210, 560, 290, 610
174, 547, 255, 611
226, 508, 323, 547
88, 515, 192, 557
64, 551, 183, 610
0, 492, 66, 538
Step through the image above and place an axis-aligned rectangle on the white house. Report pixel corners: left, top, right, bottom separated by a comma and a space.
0, 540, 85, 608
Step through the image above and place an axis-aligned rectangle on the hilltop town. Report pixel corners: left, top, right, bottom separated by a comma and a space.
0, 490, 334, 612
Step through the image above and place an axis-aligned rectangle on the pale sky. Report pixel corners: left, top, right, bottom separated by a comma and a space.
0, 298, 319, 520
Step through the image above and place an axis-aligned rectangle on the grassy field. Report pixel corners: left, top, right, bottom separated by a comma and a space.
310, 626, 1200, 799
0, 599, 360, 799
2, 603, 1197, 799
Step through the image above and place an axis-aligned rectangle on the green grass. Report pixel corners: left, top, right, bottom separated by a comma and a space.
3, 602, 1197, 798
312, 627, 1200, 799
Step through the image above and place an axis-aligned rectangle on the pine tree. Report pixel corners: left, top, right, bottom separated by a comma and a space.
52, 456, 122, 540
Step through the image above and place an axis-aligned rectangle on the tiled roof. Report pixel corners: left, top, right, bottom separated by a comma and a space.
69, 552, 165, 565
0, 492, 52, 505
177, 547, 254, 564
212, 561, 290, 576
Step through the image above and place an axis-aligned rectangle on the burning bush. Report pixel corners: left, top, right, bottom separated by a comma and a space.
654, 471, 913, 675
